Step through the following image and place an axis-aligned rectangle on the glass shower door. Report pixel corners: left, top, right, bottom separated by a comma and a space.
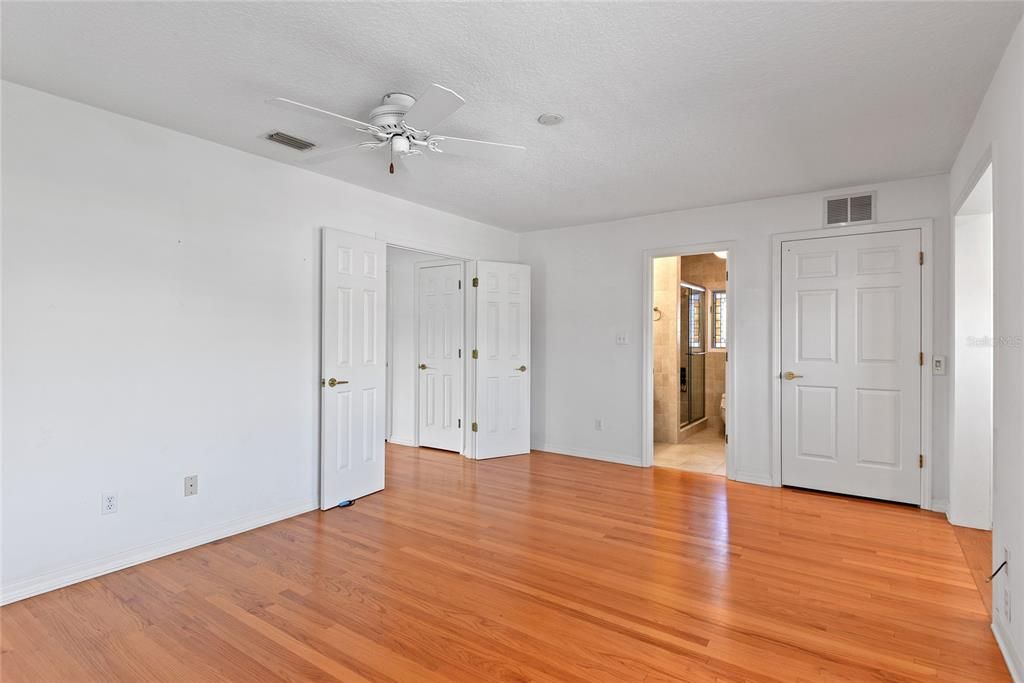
679, 286, 707, 427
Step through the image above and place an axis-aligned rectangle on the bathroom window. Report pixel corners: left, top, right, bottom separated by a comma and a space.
712, 290, 727, 349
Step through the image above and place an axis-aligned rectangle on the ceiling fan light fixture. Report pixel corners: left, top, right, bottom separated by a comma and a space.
537, 113, 564, 126
391, 136, 410, 155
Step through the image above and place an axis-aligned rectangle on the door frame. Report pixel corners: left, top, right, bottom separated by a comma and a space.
641, 240, 737, 474
413, 258, 468, 455
949, 150, 994, 529
770, 218, 935, 510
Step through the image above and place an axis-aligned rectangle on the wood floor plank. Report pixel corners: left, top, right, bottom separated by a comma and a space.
0, 444, 1010, 682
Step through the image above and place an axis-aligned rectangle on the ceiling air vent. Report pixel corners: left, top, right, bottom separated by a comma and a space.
824, 192, 875, 227
266, 131, 316, 151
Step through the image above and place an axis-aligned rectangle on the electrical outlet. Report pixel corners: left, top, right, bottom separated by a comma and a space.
101, 493, 117, 515
615, 334, 629, 346
595, 419, 603, 431
184, 475, 198, 497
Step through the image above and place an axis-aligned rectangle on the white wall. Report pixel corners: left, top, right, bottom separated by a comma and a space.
387, 247, 438, 446
951, 211, 993, 530
520, 175, 951, 497
949, 16, 1024, 680
0, 82, 517, 603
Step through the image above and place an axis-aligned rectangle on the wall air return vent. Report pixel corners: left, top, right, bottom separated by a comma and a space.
824, 192, 876, 227
265, 131, 316, 151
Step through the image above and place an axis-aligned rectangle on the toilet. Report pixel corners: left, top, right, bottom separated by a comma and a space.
720, 393, 727, 435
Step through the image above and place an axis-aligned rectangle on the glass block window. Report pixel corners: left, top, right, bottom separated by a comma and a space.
712, 290, 727, 349
688, 293, 702, 348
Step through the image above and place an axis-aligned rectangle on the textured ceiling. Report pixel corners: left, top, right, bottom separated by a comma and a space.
3, 2, 1022, 231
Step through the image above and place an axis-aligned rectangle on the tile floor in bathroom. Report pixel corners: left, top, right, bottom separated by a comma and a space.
654, 428, 726, 475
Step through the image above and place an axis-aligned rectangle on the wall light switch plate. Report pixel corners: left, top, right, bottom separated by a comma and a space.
184, 475, 198, 497
932, 355, 946, 375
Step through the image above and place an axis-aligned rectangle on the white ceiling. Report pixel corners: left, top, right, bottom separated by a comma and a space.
3, 2, 1021, 232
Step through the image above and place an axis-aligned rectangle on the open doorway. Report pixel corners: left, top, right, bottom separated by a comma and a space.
385, 245, 467, 455
320, 228, 533, 509
651, 251, 729, 475
950, 163, 993, 530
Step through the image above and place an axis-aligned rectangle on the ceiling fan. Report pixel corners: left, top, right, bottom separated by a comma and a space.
269, 84, 525, 174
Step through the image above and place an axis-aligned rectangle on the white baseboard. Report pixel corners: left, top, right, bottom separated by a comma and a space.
930, 497, 949, 513
533, 443, 642, 467
993, 617, 1023, 682
731, 470, 775, 486
1, 498, 318, 606
386, 436, 417, 447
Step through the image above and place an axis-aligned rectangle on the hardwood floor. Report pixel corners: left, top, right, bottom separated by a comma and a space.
1, 444, 1009, 682
954, 525, 995, 615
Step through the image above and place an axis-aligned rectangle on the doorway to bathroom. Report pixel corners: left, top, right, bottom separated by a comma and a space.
650, 250, 730, 475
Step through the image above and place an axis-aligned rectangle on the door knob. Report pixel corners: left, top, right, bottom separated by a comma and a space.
418, 363, 428, 370
516, 365, 527, 372
327, 378, 348, 388
782, 371, 803, 381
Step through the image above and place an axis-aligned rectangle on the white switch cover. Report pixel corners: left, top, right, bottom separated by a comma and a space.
932, 355, 946, 375
615, 334, 629, 345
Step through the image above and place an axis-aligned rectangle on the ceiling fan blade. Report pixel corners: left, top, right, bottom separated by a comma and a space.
299, 141, 381, 165
402, 84, 465, 132
427, 136, 525, 162
268, 97, 376, 132
296, 140, 364, 163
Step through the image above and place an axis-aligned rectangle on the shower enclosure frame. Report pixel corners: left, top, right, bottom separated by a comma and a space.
641, 241, 736, 473
678, 280, 707, 428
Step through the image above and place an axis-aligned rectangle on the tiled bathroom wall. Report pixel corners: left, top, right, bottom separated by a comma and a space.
652, 256, 680, 443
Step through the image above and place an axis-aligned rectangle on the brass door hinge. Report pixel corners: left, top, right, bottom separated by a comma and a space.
472, 277, 479, 287
919, 251, 924, 266
724, 434, 729, 444
471, 422, 478, 432
471, 349, 478, 359
919, 352, 925, 366
919, 454, 924, 468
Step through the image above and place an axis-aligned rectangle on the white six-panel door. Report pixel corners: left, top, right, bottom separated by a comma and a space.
475, 262, 531, 459
781, 229, 921, 504
417, 261, 464, 452
320, 228, 386, 509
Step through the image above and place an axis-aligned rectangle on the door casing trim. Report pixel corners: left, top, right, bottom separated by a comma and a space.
770, 219, 935, 509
